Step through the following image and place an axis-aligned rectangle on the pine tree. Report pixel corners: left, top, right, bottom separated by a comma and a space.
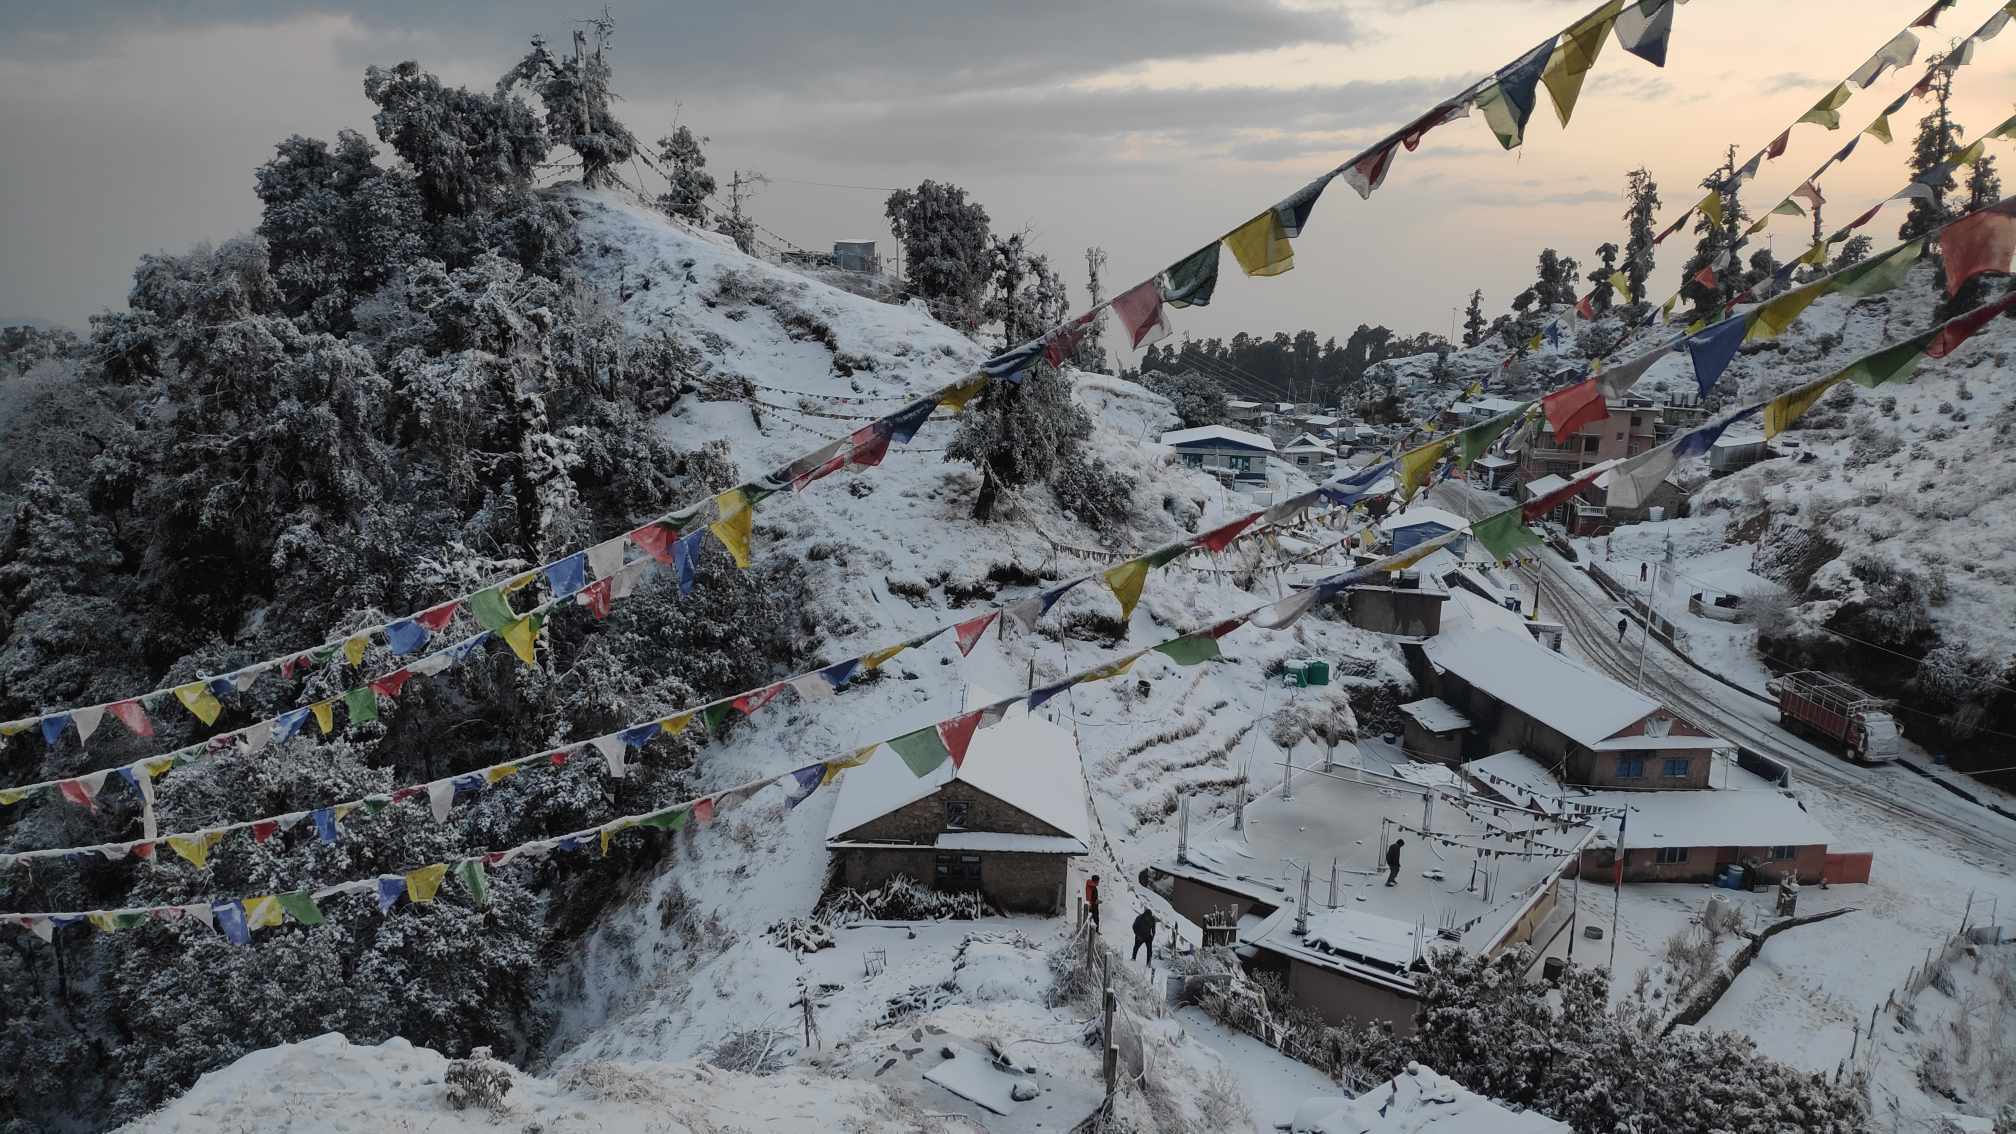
885, 180, 992, 331
497, 18, 639, 189
1966, 152, 2002, 211
1588, 242, 1620, 313
1073, 246, 1111, 372
1621, 167, 1661, 312
1461, 289, 1487, 347
1679, 146, 1749, 323
1826, 234, 1874, 272
653, 125, 715, 224
1901, 57, 1961, 241
1533, 249, 1578, 306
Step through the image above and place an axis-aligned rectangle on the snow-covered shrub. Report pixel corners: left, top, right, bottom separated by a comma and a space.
765, 917, 835, 957
445, 1047, 515, 1112
1143, 368, 1228, 428
1050, 451, 1137, 529
817, 875, 993, 923
707, 1027, 794, 1074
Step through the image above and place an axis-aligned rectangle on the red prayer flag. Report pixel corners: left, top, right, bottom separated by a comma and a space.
1847, 205, 1881, 231
1522, 466, 1607, 523
251, 820, 280, 843
1541, 378, 1607, 444
579, 576, 613, 619
1939, 204, 2016, 297
734, 684, 785, 716
1693, 266, 1716, 289
415, 600, 461, 632
131, 841, 155, 860
1042, 312, 1096, 367
1400, 101, 1465, 151
1927, 293, 2016, 357
629, 523, 677, 565
938, 710, 984, 770
793, 453, 846, 492
108, 699, 154, 738
389, 785, 425, 805
693, 797, 716, 826
280, 653, 312, 679
57, 778, 96, 811
369, 669, 413, 699
954, 611, 1000, 657
1911, 0, 1945, 27
550, 750, 570, 766
1111, 279, 1169, 349
1197, 512, 1261, 553
849, 422, 893, 468
1575, 293, 1595, 320
1765, 130, 1790, 160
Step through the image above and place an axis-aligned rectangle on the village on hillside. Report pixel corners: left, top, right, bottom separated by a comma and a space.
5, 2, 2016, 1133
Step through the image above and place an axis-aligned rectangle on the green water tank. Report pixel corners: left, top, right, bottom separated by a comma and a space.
1300, 658, 1330, 686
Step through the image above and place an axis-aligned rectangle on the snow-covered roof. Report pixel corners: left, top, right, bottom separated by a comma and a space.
1380, 506, 1470, 533
1298, 908, 1420, 968
1474, 396, 1527, 414
1524, 473, 1569, 498
1473, 454, 1517, 469
1227, 399, 1262, 409
933, 832, 1087, 854
1465, 751, 1831, 850
1160, 425, 1277, 452
1424, 626, 1658, 746
825, 698, 1090, 843
1399, 697, 1470, 733
1291, 1064, 1570, 1134
1301, 414, 1342, 427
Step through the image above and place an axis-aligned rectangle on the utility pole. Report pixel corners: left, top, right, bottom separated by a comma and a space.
1634, 561, 1659, 692
1608, 809, 1628, 975
723, 169, 767, 255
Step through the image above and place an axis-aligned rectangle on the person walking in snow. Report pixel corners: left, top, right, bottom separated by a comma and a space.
1640, 561, 1649, 582
1617, 616, 1628, 642
1132, 908, 1157, 966
1385, 837, 1405, 887
1084, 875, 1101, 932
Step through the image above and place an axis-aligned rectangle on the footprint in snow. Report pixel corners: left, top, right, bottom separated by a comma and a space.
876, 1058, 898, 1077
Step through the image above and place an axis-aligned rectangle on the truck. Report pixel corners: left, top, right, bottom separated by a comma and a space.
1766, 670, 1902, 764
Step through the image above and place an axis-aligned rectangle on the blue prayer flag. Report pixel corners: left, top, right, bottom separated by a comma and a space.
886, 398, 937, 445
39, 714, 71, 747
384, 619, 431, 655
206, 677, 237, 699
377, 876, 406, 913
819, 658, 860, 692
786, 763, 827, 808
545, 552, 588, 599
1684, 317, 1748, 397
312, 807, 341, 844
1028, 679, 1075, 710
274, 706, 314, 744
445, 633, 490, 664
619, 723, 661, 749
214, 900, 251, 944
1673, 404, 1764, 459
676, 530, 705, 596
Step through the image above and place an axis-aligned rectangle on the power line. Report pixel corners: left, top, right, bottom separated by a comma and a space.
766, 175, 902, 193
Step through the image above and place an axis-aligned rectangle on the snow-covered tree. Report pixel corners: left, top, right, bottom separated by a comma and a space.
254, 130, 427, 331
885, 180, 992, 331
1461, 289, 1487, 347
497, 20, 639, 190
1622, 167, 1661, 311
1144, 368, 1228, 428
1073, 246, 1111, 372
1588, 242, 1620, 313
1901, 58, 1961, 241
946, 363, 1092, 522
364, 62, 547, 220
653, 125, 715, 224
1680, 146, 1750, 323
1533, 248, 1578, 306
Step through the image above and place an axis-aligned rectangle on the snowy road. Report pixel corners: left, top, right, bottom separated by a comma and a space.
1427, 480, 2016, 869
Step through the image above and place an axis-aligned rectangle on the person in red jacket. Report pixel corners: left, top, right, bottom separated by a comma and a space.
1084, 874, 1101, 931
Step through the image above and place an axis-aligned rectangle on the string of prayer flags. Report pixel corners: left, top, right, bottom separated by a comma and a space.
1456, 405, 1527, 467
1197, 512, 1261, 553
889, 726, 953, 778
1925, 292, 2016, 357
1111, 279, 1171, 349
1541, 378, 1606, 443
1471, 506, 1544, 562
1848, 31, 1919, 88
1541, 0, 1620, 126
1224, 210, 1294, 278
1834, 238, 1924, 296
173, 682, 223, 727
1273, 175, 1333, 239
953, 611, 999, 657
1103, 558, 1150, 623
1522, 465, 1606, 523
1683, 317, 1748, 396
1912, 0, 1954, 29
1162, 244, 1221, 307
1612, 0, 1674, 67
1746, 282, 1825, 342
1477, 37, 1557, 150
1938, 201, 2016, 296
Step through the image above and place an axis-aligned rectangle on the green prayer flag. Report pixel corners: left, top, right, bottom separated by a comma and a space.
343, 686, 379, 725
638, 809, 685, 831
1153, 634, 1222, 666
1832, 240, 1923, 297
1163, 243, 1221, 308
1842, 334, 1931, 388
1798, 82, 1852, 130
276, 890, 324, 926
703, 703, 733, 731
1457, 408, 1524, 468
888, 728, 952, 778
1472, 507, 1543, 562
453, 861, 490, 908
1145, 543, 1189, 569
361, 796, 390, 816
467, 586, 518, 633
1771, 199, 1806, 218
112, 912, 149, 930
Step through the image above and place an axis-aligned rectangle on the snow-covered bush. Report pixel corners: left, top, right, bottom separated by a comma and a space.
1142, 368, 1228, 428
1050, 451, 1137, 529
445, 1047, 515, 1112
817, 875, 993, 923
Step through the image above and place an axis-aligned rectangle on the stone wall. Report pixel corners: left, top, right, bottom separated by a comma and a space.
834, 845, 1069, 913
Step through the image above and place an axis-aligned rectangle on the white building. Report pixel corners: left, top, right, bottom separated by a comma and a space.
1161, 425, 1278, 483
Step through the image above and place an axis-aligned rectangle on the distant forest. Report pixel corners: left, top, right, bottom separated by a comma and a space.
1119, 326, 1450, 405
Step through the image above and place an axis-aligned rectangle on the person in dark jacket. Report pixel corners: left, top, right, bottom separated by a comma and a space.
1617, 616, 1628, 642
1386, 837, 1405, 887
1132, 909, 1157, 965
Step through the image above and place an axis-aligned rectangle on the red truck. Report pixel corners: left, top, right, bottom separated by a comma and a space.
1766, 670, 1902, 764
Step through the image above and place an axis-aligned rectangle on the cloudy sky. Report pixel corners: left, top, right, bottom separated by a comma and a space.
5, 0, 2016, 347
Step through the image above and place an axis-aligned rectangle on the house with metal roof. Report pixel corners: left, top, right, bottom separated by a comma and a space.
1161, 425, 1277, 483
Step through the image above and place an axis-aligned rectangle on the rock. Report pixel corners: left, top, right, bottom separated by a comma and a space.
1010, 1082, 1040, 1102
940, 1045, 957, 1059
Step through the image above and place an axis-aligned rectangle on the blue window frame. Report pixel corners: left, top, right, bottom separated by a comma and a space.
1616, 756, 1644, 778
1662, 757, 1691, 779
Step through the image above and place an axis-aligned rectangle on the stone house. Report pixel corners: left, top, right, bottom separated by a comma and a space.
825, 706, 1090, 914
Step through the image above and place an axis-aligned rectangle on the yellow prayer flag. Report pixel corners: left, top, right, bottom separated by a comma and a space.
244, 895, 286, 930
87, 912, 120, 933
1224, 211, 1294, 278
0, 789, 31, 806
1384, 538, 1446, 572
862, 643, 907, 669
501, 616, 540, 667
1699, 192, 1724, 227
484, 764, 521, 784
1745, 216, 1772, 235
660, 711, 695, 736
344, 635, 368, 667
1083, 653, 1142, 684
1103, 559, 1150, 623
1865, 114, 1893, 144
505, 571, 537, 593
1746, 284, 1824, 342
166, 830, 223, 870
710, 488, 754, 569
1608, 270, 1632, 303
310, 700, 335, 735
1798, 83, 1853, 130
0, 721, 27, 737
1397, 439, 1450, 503
173, 683, 222, 726
1527, 332, 1543, 350
1954, 139, 1987, 167
1539, 1, 1619, 126
1463, 382, 1483, 398
938, 374, 990, 414
1766, 373, 1847, 439
598, 819, 638, 858
1800, 241, 1829, 268
405, 863, 449, 903
822, 745, 877, 786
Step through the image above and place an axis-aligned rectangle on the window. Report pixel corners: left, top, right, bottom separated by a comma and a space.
1654, 847, 1689, 865
1662, 757, 1692, 779
1181, 453, 1203, 468
1229, 455, 1252, 472
934, 852, 982, 888
1581, 435, 1600, 453
1616, 756, 1645, 778
1769, 845, 1796, 861
945, 801, 970, 829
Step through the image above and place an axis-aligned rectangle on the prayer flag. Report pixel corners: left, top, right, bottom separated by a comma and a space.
1273, 175, 1332, 238
1111, 279, 1171, 349
1911, 0, 1951, 27
710, 489, 754, 569
1613, 0, 1673, 66
1596, 348, 1664, 397
1746, 284, 1823, 342
885, 397, 938, 445
214, 900, 251, 945
1940, 203, 2016, 296
1799, 83, 1853, 130
1472, 506, 1539, 562
1575, 293, 1595, 320
310, 699, 335, 735
1683, 317, 1748, 396
1926, 293, 2016, 357
1457, 406, 1524, 467
1866, 113, 1894, 145
1604, 447, 1678, 510
784, 763, 828, 809
59, 771, 108, 811
1542, 378, 1607, 442
1834, 239, 1923, 296
1154, 632, 1222, 666
1608, 270, 1632, 304
1103, 558, 1150, 622
1224, 211, 1294, 277
467, 587, 518, 634
456, 860, 491, 907
1832, 136, 1861, 165
174, 682, 222, 726
1163, 244, 1221, 307
1042, 313, 1095, 368
675, 529, 705, 596
1699, 192, 1724, 227
406, 864, 448, 903
629, 523, 677, 566
1771, 199, 1805, 219
954, 611, 999, 657
167, 830, 222, 870
1396, 438, 1450, 503
578, 576, 613, 619
544, 552, 587, 599
384, 618, 430, 655
1197, 512, 1261, 553
1027, 679, 1076, 710
1477, 38, 1556, 149
312, 807, 342, 844
817, 657, 860, 694
39, 713, 71, 747
1541, 1, 1619, 126
1340, 143, 1399, 200
938, 711, 984, 770
343, 686, 379, 725
1248, 587, 1324, 631
370, 669, 413, 700
1522, 466, 1604, 522
108, 699, 153, 738
733, 684, 785, 716
848, 420, 893, 468
1849, 31, 1919, 88
427, 778, 458, 822
1765, 373, 1848, 438
344, 635, 368, 668
377, 875, 406, 913
937, 374, 990, 414
822, 746, 876, 787
242, 895, 286, 931
1672, 404, 1764, 460
276, 890, 323, 926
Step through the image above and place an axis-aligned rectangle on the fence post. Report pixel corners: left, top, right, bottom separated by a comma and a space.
1102, 984, 1119, 1100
